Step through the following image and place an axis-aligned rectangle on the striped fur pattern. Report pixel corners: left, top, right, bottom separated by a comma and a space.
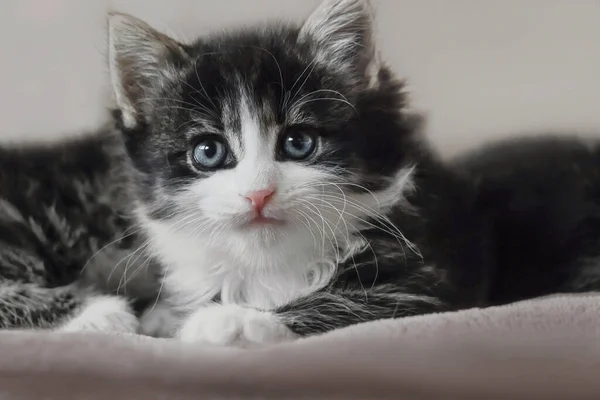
0, 128, 159, 331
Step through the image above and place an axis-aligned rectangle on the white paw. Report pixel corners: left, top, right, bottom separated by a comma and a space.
138, 301, 179, 338
58, 296, 139, 334
176, 304, 295, 347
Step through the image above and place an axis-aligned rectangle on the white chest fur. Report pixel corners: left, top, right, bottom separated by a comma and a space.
145, 217, 338, 312
140, 166, 415, 314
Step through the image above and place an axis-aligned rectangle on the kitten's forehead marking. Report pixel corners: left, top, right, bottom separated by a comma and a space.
222, 85, 279, 158
239, 92, 262, 160
220, 94, 242, 156
235, 89, 280, 190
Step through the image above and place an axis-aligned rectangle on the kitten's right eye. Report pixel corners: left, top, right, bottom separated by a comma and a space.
281, 131, 317, 160
192, 138, 228, 170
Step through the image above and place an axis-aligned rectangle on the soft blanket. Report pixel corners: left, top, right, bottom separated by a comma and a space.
1, 294, 599, 400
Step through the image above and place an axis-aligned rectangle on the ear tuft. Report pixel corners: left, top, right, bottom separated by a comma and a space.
299, 0, 375, 77
108, 12, 188, 129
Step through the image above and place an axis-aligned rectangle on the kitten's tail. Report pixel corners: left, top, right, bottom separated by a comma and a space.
0, 283, 81, 329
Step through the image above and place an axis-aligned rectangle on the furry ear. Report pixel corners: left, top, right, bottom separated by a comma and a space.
107, 13, 189, 129
298, 0, 375, 76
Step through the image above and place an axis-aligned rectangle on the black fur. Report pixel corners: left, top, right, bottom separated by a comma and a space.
276, 154, 493, 335
456, 135, 600, 305
0, 129, 156, 329
110, 2, 600, 341
109, 5, 494, 338
1, 0, 599, 340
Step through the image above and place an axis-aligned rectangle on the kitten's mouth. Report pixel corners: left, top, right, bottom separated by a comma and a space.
245, 214, 286, 228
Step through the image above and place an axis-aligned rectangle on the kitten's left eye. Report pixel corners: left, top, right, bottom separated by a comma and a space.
192, 138, 227, 169
281, 131, 317, 160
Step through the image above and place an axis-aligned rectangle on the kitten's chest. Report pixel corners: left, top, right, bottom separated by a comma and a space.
162, 241, 335, 311
146, 218, 341, 310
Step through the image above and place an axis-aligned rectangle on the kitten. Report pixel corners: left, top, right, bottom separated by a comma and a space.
0, 126, 157, 331
455, 135, 600, 304
108, 0, 493, 345
2, 0, 595, 342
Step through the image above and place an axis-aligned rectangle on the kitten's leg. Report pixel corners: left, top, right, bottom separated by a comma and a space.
275, 285, 449, 336
58, 295, 139, 334
176, 285, 447, 346
0, 283, 80, 330
0, 283, 138, 333
176, 302, 296, 346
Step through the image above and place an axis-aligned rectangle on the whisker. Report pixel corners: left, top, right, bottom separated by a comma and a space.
149, 266, 168, 313
298, 179, 419, 257
248, 46, 286, 113
290, 210, 319, 250
297, 198, 367, 296
110, 239, 151, 294
293, 97, 357, 114
293, 89, 353, 108
297, 200, 342, 262
80, 225, 142, 274
305, 194, 410, 251
286, 58, 318, 110
193, 53, 220, 110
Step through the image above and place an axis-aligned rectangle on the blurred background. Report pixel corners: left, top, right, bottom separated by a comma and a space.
0, 0, 598, 156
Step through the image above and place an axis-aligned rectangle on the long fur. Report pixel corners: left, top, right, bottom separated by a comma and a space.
0, 127, 159, 330
455, 135, 600, 304
2, 0, 599, 341
108, 0, 492, 341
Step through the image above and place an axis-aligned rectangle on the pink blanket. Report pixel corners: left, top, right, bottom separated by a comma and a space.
1, 294, 599, 399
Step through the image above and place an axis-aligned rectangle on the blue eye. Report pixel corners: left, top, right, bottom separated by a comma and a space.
192, 138, 227, 169
282, 131, 316, 160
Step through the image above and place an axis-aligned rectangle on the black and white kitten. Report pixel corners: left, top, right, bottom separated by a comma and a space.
3, 0, 483, 336
108, 0, 493, 344
2, 0, 596, 343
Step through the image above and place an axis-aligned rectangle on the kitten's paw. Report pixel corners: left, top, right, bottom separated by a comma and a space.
59, 296, 139, 334
176, 304, 295, 347
138, 301, 179, 338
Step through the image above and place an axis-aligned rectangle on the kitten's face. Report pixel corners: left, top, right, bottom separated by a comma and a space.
109, 0, 417, 252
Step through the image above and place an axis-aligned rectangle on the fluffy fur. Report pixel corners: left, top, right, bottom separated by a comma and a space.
108, 0, 491, 344
0, 128, 159, 330
2, 0, 599, 343
455, 135, 600, 304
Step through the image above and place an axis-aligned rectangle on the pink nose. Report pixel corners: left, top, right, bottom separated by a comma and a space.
245, 188, 275, 214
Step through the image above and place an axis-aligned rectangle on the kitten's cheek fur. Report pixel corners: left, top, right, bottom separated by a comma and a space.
176, 304, 296, 347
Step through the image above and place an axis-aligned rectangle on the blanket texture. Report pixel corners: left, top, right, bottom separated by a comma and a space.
1, 294, 599, 400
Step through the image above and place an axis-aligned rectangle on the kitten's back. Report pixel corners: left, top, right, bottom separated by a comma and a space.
456, 135, 600, 304
0, 127, 150, 293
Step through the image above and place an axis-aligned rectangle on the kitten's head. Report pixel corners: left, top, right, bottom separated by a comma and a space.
109, 0, 421, 256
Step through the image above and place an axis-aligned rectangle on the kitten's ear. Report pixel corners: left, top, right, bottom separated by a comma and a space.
108, 12, 189, 129
298, 0, 375, 76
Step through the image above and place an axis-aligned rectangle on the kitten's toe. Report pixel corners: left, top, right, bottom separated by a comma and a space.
242, 310, 295, 345
176, 304, 295, 347
177, 304, 244, 345
58, 295, 139, 334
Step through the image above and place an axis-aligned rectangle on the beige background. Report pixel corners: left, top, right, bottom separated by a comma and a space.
0, 0, 598, 156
